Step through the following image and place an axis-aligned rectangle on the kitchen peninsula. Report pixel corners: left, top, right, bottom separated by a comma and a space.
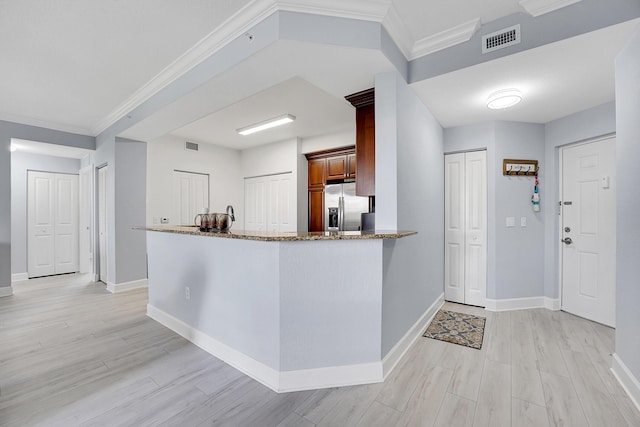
141, 226, 417, 393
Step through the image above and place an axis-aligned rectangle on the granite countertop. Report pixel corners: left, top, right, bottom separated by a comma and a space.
136, 225, 417, 241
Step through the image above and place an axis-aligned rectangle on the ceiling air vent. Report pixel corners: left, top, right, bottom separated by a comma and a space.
482, 24, 521, 54
185, 141, 199, 151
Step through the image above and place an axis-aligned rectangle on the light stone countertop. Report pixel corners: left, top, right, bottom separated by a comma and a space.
136, 225, 416, 241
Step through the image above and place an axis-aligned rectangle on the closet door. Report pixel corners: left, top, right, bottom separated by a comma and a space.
464, 151, 487, 306
28, 171, 79, 278
444, 154, 466, 303
444, 151, 487, 306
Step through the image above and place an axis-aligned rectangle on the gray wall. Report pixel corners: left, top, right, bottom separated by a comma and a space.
376, 72, 445, 357
0, 121, 94, 292
543, 102, 616, 298
11, 152, 81, 275
94, 135, 148, 286
114, 138, 147, 284
615, 26, 640, 381
494, 122, 545, 299
444, 121, 546, 300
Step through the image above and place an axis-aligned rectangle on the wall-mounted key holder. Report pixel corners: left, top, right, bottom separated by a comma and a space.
503, 159, 539, 176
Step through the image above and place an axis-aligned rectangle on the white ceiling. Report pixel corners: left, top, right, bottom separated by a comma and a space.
1, 0, 638, 153
412, 18, 640, 128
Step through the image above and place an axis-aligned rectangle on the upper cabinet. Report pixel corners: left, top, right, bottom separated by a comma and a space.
326, 153, 356, 181
308, 158, 326, 188
345, 88, 375, 197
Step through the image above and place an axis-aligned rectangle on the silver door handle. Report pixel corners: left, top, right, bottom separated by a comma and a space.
562, 237, 573, 245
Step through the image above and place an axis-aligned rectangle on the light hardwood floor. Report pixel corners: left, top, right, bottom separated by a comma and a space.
1, 274, 639, 426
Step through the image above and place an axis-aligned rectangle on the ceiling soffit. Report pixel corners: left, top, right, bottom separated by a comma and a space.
99, 0, 639, 139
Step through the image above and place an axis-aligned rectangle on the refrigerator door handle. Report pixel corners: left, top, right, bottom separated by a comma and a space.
339, 196, 344, 231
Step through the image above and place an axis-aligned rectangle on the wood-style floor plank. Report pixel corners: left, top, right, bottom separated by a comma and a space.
1, 275, 637, 426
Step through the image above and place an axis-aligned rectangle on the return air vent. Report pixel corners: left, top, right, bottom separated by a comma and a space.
185, 141, 199, 151
482, 24, 521, 54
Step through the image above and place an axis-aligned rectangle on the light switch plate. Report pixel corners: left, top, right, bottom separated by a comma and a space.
521, 217, 527, 227
506, 217, 515, 227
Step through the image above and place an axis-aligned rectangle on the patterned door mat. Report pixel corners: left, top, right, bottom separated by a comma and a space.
423, 309, 486, 350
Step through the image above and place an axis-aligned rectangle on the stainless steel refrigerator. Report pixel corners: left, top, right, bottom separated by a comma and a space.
324, 181, 369, 231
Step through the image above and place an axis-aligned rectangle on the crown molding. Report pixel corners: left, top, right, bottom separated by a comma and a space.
410, 18, 482, 59
92, 0, 280, 136
276, 0, 392, 22
93, 0, 395, 137
519, 0, 583, 17
382, 3, 414, 59
0, 111, 93, 136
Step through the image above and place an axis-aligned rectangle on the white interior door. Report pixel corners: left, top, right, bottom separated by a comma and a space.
173, 171, 209, 224
445, 153, 465, 303
28, 171, 79, 278
54, 174, 78, 274
28, 171, 55, 278
98, 166, 108, 283
444, 151, 487, 306
464, 151, 487, 306
561, 137, 616, 327
244, 173, 295, 232
244, 177, 267, 231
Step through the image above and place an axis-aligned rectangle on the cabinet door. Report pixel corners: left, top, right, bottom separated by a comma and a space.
326, 155, 347, 180
347, 153, 356, 179
355, 104, 375, 196
308, 188, 324, 232
308, 158, 325, 188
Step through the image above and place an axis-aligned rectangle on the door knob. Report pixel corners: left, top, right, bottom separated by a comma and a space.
562, 237, 573, 245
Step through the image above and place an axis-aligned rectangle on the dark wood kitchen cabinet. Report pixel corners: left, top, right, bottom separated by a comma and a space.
345, 88, 375, 197
308, 158, 325, 188
305, 146, 356, 232
308, 188, 324, 232
326, 153, 357, 180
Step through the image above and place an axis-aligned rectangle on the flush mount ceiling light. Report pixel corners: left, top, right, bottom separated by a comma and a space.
487, 89, 522, 110
236, 114, 296, 136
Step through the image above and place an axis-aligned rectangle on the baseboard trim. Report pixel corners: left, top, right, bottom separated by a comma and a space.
11, 273, 28, 282
147, 304, 383, 393
485, 296, 560, 312
382, 293, 445, 378
107, 278, 148, 293
0, 286, 14, 297
611, 353, 640, 413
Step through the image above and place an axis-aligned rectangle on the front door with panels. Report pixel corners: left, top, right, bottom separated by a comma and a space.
561, 137, 616, 327
28, 171, 79, 278
444, 151, 487, 307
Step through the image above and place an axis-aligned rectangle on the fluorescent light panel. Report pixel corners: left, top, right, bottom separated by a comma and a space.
237, 114, 296, 136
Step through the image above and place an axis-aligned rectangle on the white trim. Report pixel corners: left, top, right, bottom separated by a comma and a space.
11, 273, 29, 282
544, 297, 561, 310
382, 293, 445, 378
0, 111, 93, 136
410, 18, 481, 59
147, 304, 384, 393
519, 0, 582, 17
92, 0, 395, 136
611, 353, 640, 413
485, 296, 560, 312
106, 278, 148, 293
0, 286, 14, 297
381, 3, 413, 59
278, 362, 383, 393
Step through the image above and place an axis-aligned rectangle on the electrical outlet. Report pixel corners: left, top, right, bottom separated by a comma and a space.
521, 217, 527, 227
185, 286, 190, 300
